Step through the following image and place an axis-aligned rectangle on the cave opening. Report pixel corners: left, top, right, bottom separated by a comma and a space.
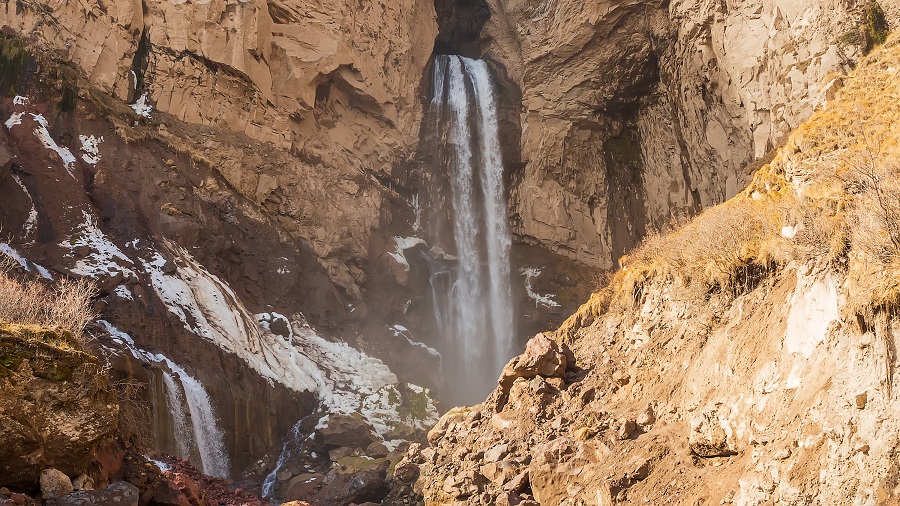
432, 0, 490, 58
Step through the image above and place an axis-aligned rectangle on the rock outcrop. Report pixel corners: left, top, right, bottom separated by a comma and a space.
2, 0, 437, 298
0, 324, 118, 490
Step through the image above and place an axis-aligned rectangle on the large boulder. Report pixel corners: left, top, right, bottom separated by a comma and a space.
498, 334, 569, 390
0, 325, 118, 488
314, 413, 379, 450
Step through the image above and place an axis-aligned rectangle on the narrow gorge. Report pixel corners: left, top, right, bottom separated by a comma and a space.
2, 0, 900, 505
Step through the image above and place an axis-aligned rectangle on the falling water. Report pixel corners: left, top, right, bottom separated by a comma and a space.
162, 371, 192, 458
430, 55, 514, 403
177, 373, 230, 477
97, 320, 229, 477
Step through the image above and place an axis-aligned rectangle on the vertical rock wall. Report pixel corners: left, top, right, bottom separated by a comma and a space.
482, 0, 872, 268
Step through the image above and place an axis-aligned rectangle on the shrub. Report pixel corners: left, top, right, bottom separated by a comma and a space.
0, 258, 97, 341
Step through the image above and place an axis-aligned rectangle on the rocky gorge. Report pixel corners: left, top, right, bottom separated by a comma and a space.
1, 0, 900, 504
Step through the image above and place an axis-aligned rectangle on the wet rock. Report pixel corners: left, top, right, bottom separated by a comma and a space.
499, 334, 569, 390
41, 469, 73, 499
55, 482, 138, 506
306, 469, 386, 505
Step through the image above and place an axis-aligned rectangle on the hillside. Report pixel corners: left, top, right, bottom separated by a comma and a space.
419, 32, 900, 506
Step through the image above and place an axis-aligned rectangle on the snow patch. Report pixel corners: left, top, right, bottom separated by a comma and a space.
522, 267, 560, 308
387, 236, 426, 271
79, 135, 103, 164
131, 93, 153, 118
4, 112, 24, 129
59, 211, 137, 279
785, 270, 839, 357
0, 243, 53, 280
389, 324, 441, 359
781, 224, 801, 239
114, 285, 134, 300
11, 175, 37, 240
31, 114, 77, 178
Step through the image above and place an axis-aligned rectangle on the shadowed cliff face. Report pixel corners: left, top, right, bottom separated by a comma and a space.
433, 0, 491, 57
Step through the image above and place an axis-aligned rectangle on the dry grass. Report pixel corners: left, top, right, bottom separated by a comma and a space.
558, 33, 900, 339
0, 258, 96, 342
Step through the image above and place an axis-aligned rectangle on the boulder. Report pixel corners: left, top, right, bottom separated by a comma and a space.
151, 479, 193, 506
170, 474, 202, 506
315, 414, 379, 450
392, 459, 420, 484
0, 326, 118, 489
499, 334, 568, 389
41, 469, 73, 499
55, 482, 139, 506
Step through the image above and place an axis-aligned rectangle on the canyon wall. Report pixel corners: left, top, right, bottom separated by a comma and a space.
483, 0, 873, 267
2, 0, 436, 297
2, 0, 899, 490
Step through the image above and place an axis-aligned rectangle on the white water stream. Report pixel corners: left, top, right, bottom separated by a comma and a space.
431, 55, 515, 402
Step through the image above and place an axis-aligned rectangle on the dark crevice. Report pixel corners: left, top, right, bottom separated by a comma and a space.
433, 0, 490, 58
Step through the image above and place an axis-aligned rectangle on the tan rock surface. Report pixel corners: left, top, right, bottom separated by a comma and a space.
2, 0, 437, 295
484, 0, 869, 268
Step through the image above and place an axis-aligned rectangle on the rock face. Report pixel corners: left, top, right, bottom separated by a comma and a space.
0, 325, 118, 490
1, 0, 437, 298
3, 0, 900, 497
417, 37, 900, 505
484, 0, 876, 267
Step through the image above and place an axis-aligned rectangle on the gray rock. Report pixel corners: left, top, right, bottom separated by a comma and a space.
55, 482, 138, 506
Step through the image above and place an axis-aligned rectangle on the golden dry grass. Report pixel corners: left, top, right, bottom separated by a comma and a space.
0, 258, 96, 344
559, 33, 900, 339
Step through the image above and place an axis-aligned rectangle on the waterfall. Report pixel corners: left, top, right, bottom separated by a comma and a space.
161, 366, 229, 477
162, 371, 192, 458
430, 55, 515, 403
177, 373, 230, 477
98, 320, 230, 477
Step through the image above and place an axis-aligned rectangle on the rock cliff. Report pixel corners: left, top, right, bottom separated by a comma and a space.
418, 34, 900, 505
484, 0, 892, 267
